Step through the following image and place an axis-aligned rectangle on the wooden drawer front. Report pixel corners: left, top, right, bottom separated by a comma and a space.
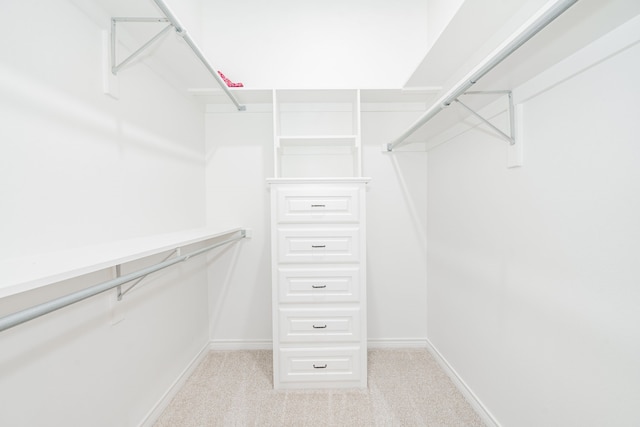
277, 187, 360, 223
277, 228, 360, 263
278, 266, 360, 303
279, 347, 361, 383
279, 308, 360, 343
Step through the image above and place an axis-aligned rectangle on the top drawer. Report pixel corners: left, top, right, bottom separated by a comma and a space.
276, 187, 360, 223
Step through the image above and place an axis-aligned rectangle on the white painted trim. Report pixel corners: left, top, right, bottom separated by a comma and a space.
425, 338, 501, 427
368, 338, 428, 349
138, 342, 210, 427
209, 339, 273, 351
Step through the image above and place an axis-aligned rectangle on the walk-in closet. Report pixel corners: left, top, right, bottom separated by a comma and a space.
2, 0, 639, 425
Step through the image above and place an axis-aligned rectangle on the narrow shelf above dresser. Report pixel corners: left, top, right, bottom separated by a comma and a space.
273, 89, 362, 178
278, 136, 358, 146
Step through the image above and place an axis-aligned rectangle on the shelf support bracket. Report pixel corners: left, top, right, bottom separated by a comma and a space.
455, 91, 515, 145
110, 17, 173, 75
117, 248, 179, 301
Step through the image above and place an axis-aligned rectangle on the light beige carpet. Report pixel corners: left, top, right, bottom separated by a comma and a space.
154, 349, 485, 426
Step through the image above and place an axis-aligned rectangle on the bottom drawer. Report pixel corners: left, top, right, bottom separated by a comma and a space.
279, 347, 362, 384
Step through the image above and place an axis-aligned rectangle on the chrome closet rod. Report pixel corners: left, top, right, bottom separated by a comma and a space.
150, 0, 246, 111
0, 231, 246, 333
387, 0, 579, 151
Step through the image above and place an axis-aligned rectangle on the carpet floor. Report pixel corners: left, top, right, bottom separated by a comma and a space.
154, 349, 485, 426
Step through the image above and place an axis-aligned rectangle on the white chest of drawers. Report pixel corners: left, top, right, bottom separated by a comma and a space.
268, 178, 369, 389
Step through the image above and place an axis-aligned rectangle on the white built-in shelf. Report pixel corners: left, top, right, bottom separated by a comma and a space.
278, 135, 358, 146
189, 88, 274, 107
359, 88, 440, 109
408, 0, 639, 92
266, 177, 371, 184
273, 89, 362, 178
0, 227, 244, 299
396, 0, 639, 147
194, 88, 441, 108
80, 0, 239, 104
275, 89, 359, 104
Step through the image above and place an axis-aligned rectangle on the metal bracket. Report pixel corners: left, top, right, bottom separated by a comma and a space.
116, 248, 179, 301
455, 91, 516, 145
111, 17, 173, 75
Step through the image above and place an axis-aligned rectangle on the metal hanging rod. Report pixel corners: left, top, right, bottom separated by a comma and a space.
0, 230, 246, 333
150, 0, 246, 111
386, 0, 579, 151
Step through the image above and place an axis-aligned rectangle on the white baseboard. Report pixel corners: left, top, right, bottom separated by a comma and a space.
209, 339, 273, 351
368, 338, 428, 349
138, 342, 210, 427
424, 338, 500, 427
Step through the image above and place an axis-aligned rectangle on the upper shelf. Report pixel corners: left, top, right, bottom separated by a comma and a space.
393, 0, 640, 148
406, 0, 540, 89
191, 87, 440, 111
79, 0, 244, 109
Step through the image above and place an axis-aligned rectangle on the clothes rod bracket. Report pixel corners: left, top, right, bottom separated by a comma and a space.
456, 91, 515, 145
150, 0, 246, 111
0, 230, 247, 333
110, 17, 173, 75
109, 10, 246, 112
385, 0, 578, 152
116, 248, 179, 301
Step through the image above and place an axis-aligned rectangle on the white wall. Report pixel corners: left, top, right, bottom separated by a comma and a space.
204, 106, 274, 345
362, 110, 428, 344
0, 251, 210, 427
204, 103, 428, 345
426, 18, 640, 426
0, 0, 206, 260
200, 0, 429, 89
0, 1, 211, 425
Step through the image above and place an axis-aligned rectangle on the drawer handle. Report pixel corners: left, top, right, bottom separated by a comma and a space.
311, 245, 326, 248
311, 204, 326, 208
312, 284, 326, 289
312, 324, 327, 329
313, 364, 328, 369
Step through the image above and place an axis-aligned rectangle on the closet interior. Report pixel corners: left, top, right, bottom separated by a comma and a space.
1, 0, 639, 425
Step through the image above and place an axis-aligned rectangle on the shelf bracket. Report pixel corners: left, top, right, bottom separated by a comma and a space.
110, 17, 173, 75
116, 248, 179, 301
455, 91, 515, 145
